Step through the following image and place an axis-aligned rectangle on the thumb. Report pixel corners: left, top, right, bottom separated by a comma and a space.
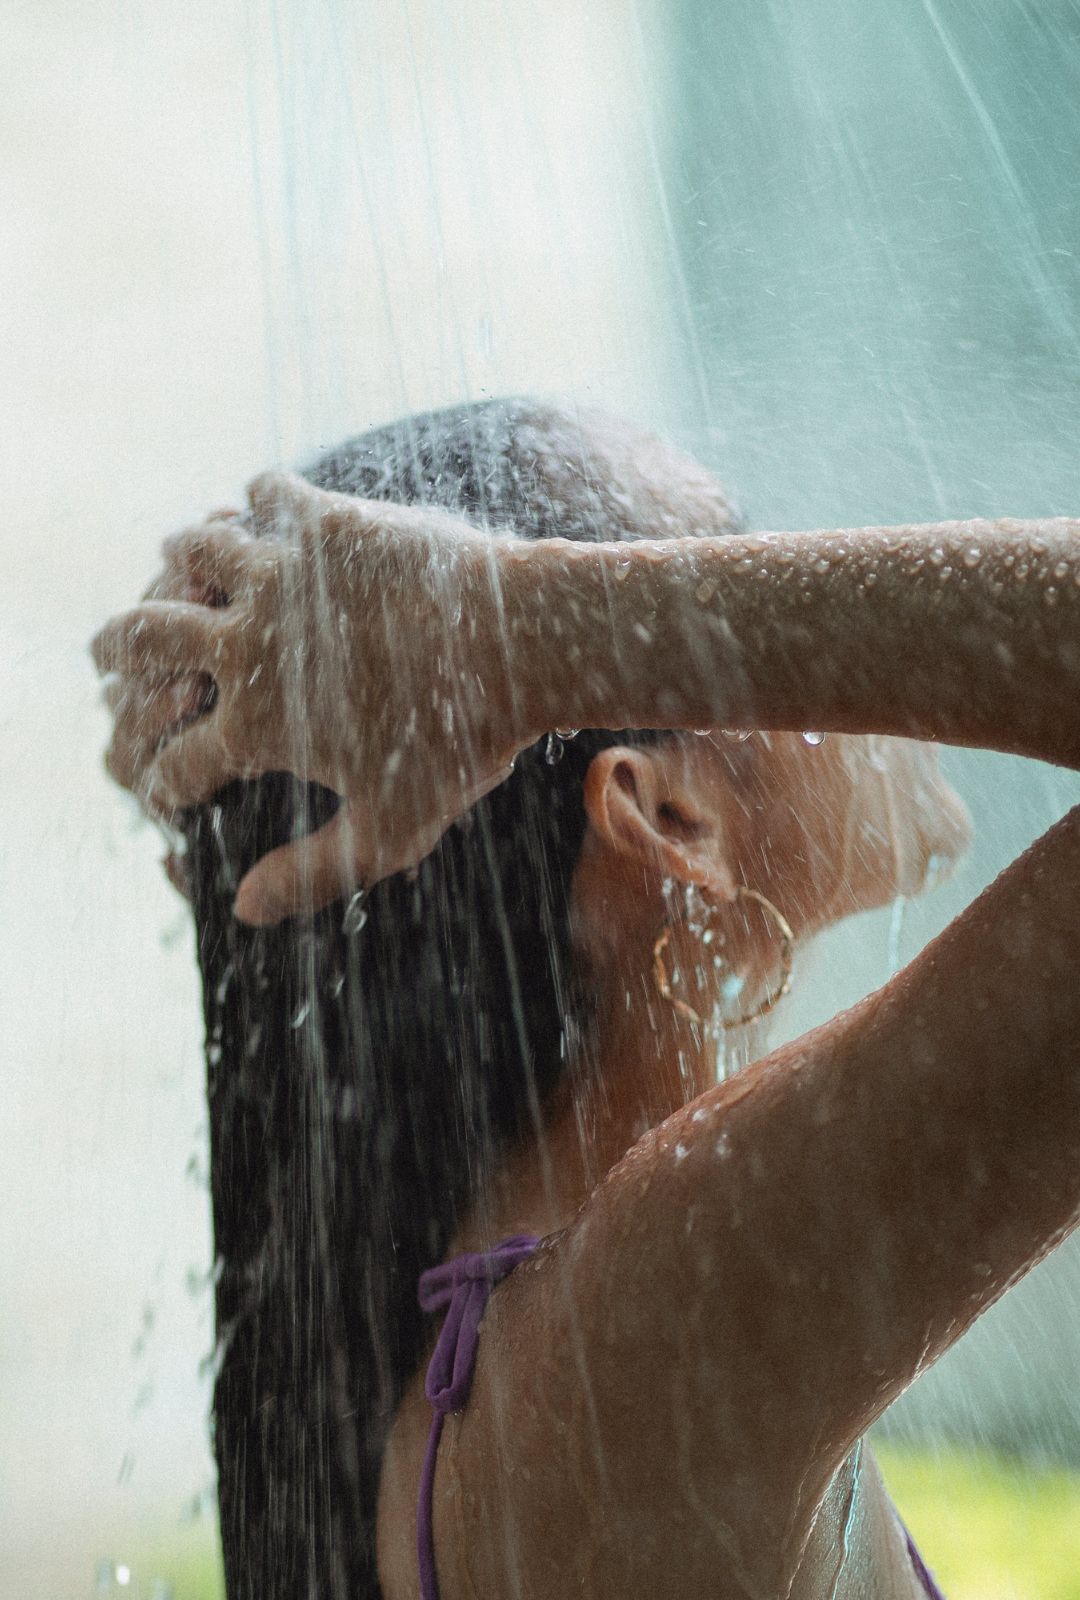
232, 805, 362, 927
246, 470, 328, 541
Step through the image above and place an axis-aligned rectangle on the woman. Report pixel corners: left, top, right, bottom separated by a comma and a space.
94, 399, 1080, 1599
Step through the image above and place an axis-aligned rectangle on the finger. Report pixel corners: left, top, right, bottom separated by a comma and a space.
349, 763, 518, 888
142, 565, 198, 604
161, 520, 261, 604
163, 850, 193, 903
232, 806, 358, 926
104, 738, 158, 807
108, 673, 215, 767
389, 763, 517, 871
231, 760, 520, 926
247, 468, 444, 546
104, 675, 209, 801
246, 471, 332, 540
149, 715, 248, 811
91, 602, 226, 678
459, 760, 517, 810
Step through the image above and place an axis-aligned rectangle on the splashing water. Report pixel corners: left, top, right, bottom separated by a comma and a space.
342, 888, 369, 934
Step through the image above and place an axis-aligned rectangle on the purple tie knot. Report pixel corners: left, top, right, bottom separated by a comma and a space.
416, 1235, 540, 1600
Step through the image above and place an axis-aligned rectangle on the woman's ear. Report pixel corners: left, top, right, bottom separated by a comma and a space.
582, 746, 738, 899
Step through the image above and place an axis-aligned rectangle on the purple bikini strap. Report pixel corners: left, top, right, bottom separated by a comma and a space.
903, 1525, 947, 1600
417, 1235, 541, 1600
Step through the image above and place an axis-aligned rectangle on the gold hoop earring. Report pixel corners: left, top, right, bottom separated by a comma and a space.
652, 885, 795, 1030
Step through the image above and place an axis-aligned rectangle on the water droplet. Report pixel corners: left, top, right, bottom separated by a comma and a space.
695, 580, 715, 603
1054, 560, 1069, 579
1044, 586, 1059, 607
1015, 563, 1030, 580
342, 889, 368, 935
923, 853, 951, 891
329, 969, 346, 998
715, 1132, 731, 1158
554, 727, 580, 739
801, 731, 826, 747
692, 728, 712, 737
675, 1140, 689, 1162
544, 731, 565, 765
864, 570, 878, 587
928, 547, 946, 567
963, 547, 982, 569
207, 1042, 222, 1067
721, 729, 753, 743
813, 556, 831, 574
613, 555, 632, 581
720, 973, 745, 1004
291, 1000, 310, 1029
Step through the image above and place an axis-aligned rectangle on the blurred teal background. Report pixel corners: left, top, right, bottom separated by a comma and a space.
661, 0, 1080, 1473
4, 1, 1080, 1595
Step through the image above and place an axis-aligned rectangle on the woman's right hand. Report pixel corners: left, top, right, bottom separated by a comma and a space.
92, 474, 532, 925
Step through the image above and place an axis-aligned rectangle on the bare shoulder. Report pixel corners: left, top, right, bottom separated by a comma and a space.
375, 1045, 864, 1600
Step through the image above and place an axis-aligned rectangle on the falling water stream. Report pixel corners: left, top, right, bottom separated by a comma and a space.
6, 2, 1080, 1597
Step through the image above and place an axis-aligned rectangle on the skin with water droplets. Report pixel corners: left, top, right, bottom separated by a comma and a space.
93, 419, 1080, 1600
96, 492, 1080, 920
508, 516, 1080, 775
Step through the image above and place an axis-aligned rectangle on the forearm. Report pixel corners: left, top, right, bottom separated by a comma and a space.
503, 518, 1080, 767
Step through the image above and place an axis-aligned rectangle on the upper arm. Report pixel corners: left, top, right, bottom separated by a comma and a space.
549, 805, 1080, 1527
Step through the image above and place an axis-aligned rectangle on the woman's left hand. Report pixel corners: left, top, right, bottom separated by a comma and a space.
91, 475, 528, 925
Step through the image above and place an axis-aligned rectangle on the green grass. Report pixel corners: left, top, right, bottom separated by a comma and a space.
114, 1525, 224, 1600
134, 1446, 1080, 1599
877, 1443, 1080, 1600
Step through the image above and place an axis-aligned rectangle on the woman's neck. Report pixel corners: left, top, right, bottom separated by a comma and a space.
450, 961, 776, 1252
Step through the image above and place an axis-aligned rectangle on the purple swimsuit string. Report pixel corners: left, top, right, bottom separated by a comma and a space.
903, 1524, 947, 1600
417, 1235, 541, 1600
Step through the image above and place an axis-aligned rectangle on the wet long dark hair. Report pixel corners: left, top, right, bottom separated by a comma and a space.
184, 398, 742, 1599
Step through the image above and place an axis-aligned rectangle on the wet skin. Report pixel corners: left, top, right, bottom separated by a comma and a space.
93, 463, 1080, 1597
